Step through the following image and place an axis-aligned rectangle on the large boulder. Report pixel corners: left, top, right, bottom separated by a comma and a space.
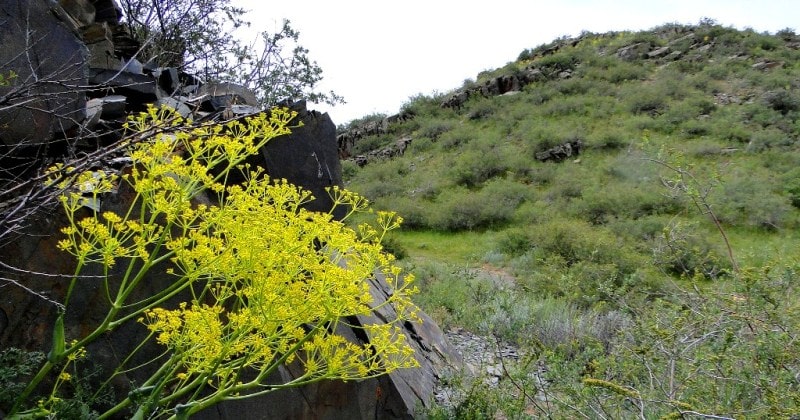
261, 100, 344, 216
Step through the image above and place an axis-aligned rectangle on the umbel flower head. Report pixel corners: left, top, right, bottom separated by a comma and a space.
40, 104, 420, 419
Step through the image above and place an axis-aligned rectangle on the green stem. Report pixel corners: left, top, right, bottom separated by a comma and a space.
9, 360, 54, 414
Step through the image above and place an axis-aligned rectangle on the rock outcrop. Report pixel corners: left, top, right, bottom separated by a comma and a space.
352, 136, 414, 167
0, 1, 459, 418
337, 111, 414, 159
535, 139, 583, 163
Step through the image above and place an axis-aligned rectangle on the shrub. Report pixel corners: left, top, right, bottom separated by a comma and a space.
570, 182, 681, 224
577, 262, 800, 418
762, 89, 800, 114
448, 147, 509, 187
438, 125, 477, 150
385, 196, 430, 230
710, 167, 795, 229
652, 221, 730, 278
746, 127, 794, 151
626, 89, 667, 115
417, 118, 455, 141
340, 159, 359, 180
427, 195, 501, 231
466, 99, 497, 120
497, 227, 535, 256
351, 133, 391, 155
783, 167, 800, 207
536, 50, 580, 72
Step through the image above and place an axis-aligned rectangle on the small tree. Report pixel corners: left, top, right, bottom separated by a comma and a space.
120, 0, 343, 107
6, 106, 419, 419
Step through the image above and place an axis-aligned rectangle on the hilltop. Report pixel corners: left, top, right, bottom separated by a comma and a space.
340, 20, 800, 418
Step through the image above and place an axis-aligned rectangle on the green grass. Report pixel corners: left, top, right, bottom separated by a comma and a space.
391, 229, 503, 264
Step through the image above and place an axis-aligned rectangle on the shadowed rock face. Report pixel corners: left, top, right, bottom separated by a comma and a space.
0, 1, 459, 417
0, 0, 88, 151
262, 100, 345, 218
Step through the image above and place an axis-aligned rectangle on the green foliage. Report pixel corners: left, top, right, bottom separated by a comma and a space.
341, 24, 800, 418
0, 349, 45, 412
427, 185, 516, 231
447, 148, 508, 187
783, 167, 800, 207
0, 70, 17, 86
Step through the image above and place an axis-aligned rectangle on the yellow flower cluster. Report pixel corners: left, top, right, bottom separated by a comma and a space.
144, 303, 224, 376
49, 105, 419, 416
141, 174, 420, 384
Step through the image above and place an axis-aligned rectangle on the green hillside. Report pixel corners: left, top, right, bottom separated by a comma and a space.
342, 21, 800, 418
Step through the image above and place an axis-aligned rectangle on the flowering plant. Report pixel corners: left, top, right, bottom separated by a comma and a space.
9, 106, 419, 419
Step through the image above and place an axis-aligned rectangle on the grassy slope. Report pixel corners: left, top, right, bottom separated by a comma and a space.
345, 22, 800, 417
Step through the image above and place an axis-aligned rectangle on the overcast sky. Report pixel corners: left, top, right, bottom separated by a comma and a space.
235, 0, 799, 125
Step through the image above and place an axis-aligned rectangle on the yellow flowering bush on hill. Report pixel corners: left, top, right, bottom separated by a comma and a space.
8, 106, 419, 419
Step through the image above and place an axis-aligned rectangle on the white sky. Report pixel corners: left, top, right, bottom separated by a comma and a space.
236, 0, 799, 125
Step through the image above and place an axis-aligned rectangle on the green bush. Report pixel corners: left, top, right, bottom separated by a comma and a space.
448, 147, 509, 187
570, 182, 681, 224
437, 125, 477, 150
340, 159, 359, 180
652, 221, 730, 278
710, 167, 795, 229
351, 132, 394, 155
428, 186, 517, 231
417, 118, 455, 141
625, 88, 667, 115
782, 167, 800, 207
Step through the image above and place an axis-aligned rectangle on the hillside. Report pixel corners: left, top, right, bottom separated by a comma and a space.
340, 20, 800, 418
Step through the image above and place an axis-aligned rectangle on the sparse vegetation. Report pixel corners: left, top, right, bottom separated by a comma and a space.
343, 20, 800, 418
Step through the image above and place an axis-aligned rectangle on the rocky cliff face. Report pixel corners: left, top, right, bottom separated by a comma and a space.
0, 1, 459, 418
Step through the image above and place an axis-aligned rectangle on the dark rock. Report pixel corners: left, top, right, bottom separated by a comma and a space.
616, 42, 652, 61
665, 51, 684, 61
352, 136, 413, 167
261, 100, 344, 216
81, 22, 112, 43
647, 46, 671, 59
89, 68, 162, 104
91, 0, 122, 23
156, 67, 181, 95
695, 43, 714, 54
336, 111, 413, 158
87, 36, 121, 69
535, 139, 583, 162
84, 98, 103, 128
110, 23, 140, 59
155, 96, 192, 118
521, 66, 546, 84
0, 0, 88, 150
440, 90, 471, 109
752, 60, 783, 71
668, 33, 696, 46
98, 94, 127, 118
230, 104, 260, 115
58, 0, 96, 27
198, 82, 259, 111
